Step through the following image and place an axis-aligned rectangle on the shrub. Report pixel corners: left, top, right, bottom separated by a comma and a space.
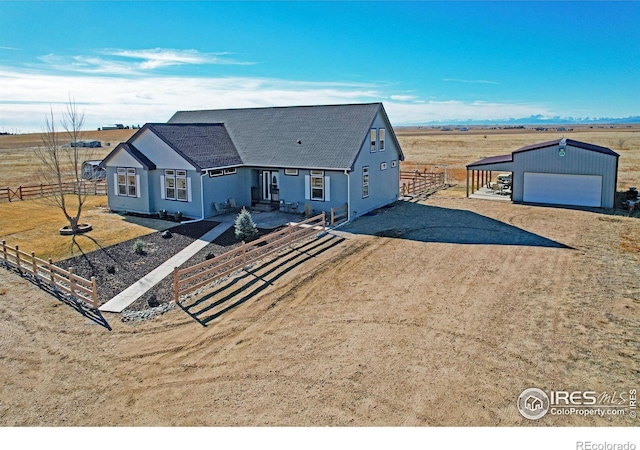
205, 252, 216, 260
234, 207, 258, 242
133, 239, 145, 255
106, 265, 116, 274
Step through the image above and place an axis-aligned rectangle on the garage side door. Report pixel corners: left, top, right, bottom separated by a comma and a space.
523, 172, 602, 207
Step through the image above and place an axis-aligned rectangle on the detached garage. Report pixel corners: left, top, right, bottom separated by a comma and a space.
466, 138, 619, 208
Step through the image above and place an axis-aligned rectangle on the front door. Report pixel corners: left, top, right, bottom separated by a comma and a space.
261, 170, 279, 201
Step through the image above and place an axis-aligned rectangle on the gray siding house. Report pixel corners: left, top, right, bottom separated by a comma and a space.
466, 138, 619, 208
101, 103, 404, 221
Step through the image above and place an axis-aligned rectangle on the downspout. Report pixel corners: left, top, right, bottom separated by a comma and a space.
180, 172, 206, 224
345, 169, 351, 223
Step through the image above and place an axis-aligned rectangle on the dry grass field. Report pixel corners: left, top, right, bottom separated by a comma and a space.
0, 196, 173, 261
396, 125, 640, 194
0, 129, 135, 188
0, 125, 638, 427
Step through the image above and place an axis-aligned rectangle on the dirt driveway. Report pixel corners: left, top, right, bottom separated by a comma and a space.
1, 195, 638, 426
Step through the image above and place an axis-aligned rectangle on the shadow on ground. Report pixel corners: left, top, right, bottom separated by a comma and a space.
1, 263, 111, 330
343, 201, 572, 248
179, 233, 345, 326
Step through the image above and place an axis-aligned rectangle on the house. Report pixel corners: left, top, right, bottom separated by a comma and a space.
81, 160, 107, 180
466, 138, 619, 208
100, 103, 404, 221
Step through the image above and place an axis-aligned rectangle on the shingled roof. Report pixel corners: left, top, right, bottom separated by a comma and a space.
146, 123, 242, 171
168, 103, 400, 170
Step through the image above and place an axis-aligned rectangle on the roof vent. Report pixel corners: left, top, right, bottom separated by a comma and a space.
297, 140, 302, 145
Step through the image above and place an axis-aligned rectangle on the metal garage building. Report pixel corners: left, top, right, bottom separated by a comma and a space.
466, 138, 619, 208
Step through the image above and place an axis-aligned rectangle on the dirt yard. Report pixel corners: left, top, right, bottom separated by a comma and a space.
1, 194, 638, 426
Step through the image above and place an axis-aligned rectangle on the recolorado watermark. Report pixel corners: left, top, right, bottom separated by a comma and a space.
576, 442, 636, 450
517, 387, 637, 420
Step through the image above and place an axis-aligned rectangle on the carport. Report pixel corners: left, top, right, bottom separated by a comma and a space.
466, 138, 619, 208
466, 154, 513, 201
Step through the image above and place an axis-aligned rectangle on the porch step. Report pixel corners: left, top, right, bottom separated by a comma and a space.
252, 202, 278, 212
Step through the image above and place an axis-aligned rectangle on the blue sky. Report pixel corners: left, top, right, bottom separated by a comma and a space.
1, 1, 639, 132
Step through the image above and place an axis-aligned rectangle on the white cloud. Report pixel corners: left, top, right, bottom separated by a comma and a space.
384, 100, 553, 125
0, 65, 553, 132
36, 48, 256, 75
104, 48, 255, 70
390, 95, 418, 101
0, 69, 382, 131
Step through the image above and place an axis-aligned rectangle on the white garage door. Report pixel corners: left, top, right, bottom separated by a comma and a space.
523, 172, 602, 207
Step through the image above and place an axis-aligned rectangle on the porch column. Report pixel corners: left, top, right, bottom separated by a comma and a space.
466, 169, 469, 197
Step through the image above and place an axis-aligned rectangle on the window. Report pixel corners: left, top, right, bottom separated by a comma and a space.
117, 168, 126, 196
310, 170, 325, 200
117, 167, 137, 197
370, 129, 377, 152
223, 168, 237, 175
391, 160, 397, 168
380, 162, 387, 171
284, 168, 299, 176
207, 169, 223, 177
379, 128, 385, 151
165, 169, 187, 201
362, 166, 369, 198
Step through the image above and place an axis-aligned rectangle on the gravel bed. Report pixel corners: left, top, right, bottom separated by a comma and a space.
56, 222, 278, 317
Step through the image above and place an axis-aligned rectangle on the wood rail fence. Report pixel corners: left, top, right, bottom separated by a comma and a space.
174, 212, 327, 302
1, 240, 98, 308
330, 203, 348, 226
400, 170, 446, 197
0, 180, 107, 203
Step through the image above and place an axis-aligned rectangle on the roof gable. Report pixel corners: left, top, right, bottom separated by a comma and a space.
145, 123, 242, 171
100, 142, 156, 170
514, 138, 619, 157
169, 103, 386, 170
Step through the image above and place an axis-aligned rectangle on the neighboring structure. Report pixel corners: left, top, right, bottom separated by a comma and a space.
466, 138, 619, 208
71, 140, 101, 148
81, 160, 107, 180
100, 103, 404, 221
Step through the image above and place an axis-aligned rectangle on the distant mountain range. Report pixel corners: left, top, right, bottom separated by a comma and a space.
417, 115, 640, 126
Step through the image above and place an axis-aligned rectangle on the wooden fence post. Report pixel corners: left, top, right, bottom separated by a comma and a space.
31, 251, 37, 275
18, 186, 22, 200
91, 276, 98, 308
173, 267, 179, 303
2, 240, 6, 265
68, 267, 76, 297
322, 211, 326, 230
242, 241, 246, 265
15, 245, 21, 272
287, 223, 293, 246
48, 258, 55, 284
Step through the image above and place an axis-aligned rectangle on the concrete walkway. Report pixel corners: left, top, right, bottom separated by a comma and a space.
99, 221, 233, 313
99, 209, 305, 313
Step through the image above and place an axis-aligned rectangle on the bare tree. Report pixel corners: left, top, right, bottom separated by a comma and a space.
35, 98, 91, 234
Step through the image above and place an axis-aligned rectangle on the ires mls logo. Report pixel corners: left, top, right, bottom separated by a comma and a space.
518, 388, 638, 420
518, 388, 550, 420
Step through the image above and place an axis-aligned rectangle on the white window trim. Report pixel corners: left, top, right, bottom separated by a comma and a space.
310, 170, 325, 201
163, 169, 190, 202
380, 162, 387, 171
362, 166, 370, 198
284, 168, 299, 176
116, 167, 138, 197
391, 160, 397, 168
379, 128, 385, 151
223, 168, 237, 175
370, 129, 377, 152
